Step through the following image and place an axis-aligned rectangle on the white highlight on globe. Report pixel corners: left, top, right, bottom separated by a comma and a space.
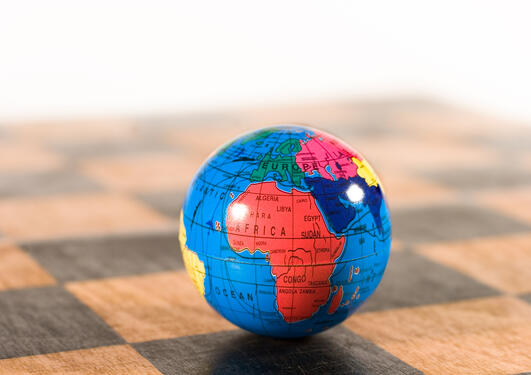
231, 203, 249, 221
346, 184, 365, 203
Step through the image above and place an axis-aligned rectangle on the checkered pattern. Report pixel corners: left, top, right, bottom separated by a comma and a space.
0, 99, 530, 374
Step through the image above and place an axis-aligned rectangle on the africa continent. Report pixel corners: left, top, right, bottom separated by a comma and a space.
226, 181, 345, 323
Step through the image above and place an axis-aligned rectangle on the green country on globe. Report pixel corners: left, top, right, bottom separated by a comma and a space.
179, 125, 391, 338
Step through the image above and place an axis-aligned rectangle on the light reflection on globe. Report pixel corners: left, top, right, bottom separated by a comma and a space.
179, 125, 391, 338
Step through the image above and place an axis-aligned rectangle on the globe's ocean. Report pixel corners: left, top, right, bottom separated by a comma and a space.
181, 126, 391, 337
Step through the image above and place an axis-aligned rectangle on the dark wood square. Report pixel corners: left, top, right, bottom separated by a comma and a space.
137, 190, 186, 219
358, 251, 500, 312
0, 286, 123, 359
391, 204, 530, 243
421, 166, 531, 190
21, 231, 182, 282
133, 326, 422, 375
0, 170, 102, 198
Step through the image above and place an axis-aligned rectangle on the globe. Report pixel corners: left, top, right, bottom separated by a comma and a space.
179, 125, 391, 338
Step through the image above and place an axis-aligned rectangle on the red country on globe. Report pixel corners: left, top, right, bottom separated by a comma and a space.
226, 181, 345, 323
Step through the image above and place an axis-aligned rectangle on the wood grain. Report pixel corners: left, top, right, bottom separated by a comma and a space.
345, 296, 531, 375
0, 193, 172, 240
0, 242, 56, 290
66, 271, 236, 342
417, 233, 531, 294
0, 345, 162, 375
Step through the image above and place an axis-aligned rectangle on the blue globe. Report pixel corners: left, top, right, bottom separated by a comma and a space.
179, 125, 391, 338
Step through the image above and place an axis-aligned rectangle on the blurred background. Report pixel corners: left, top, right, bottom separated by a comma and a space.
2, 0, 531, 209
1, 0, 531, 123
1, 0, 531, 231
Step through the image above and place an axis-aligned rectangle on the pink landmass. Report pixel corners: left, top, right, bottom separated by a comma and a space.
295, 132, 363, 180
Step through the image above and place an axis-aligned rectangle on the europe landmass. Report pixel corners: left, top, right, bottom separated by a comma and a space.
249, 138, 305, 187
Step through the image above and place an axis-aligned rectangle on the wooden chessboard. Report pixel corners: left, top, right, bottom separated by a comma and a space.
0, 99, 530, 374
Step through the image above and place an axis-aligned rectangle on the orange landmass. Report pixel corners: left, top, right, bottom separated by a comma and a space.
328, 285, 343, 314
226, 181, 345, 323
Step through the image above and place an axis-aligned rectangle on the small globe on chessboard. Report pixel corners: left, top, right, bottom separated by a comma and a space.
179, 125, 391, 338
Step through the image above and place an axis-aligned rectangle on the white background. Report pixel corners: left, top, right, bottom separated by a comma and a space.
1, 0, 530, 123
